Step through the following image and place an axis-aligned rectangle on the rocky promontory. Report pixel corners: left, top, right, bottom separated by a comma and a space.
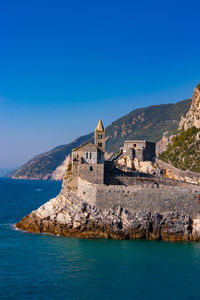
179, 84, 200, 131
16, 175, 200, 242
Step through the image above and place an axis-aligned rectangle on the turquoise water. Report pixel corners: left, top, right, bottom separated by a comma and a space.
1, 179, 200, 299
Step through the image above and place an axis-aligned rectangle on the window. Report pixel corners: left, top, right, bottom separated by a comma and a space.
90, 153, 92, 159
98, 142, 102, 147
133, 144, 136, 147
90, 166, 93, 171
86, 152, 88, 159
77, 154, 79, 159
98, 134, 102, 139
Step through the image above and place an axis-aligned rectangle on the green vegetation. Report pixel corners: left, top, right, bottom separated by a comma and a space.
197, 82, 200, 89
159, 127, 200, 173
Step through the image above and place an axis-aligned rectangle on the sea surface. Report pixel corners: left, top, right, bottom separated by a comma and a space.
1, 178, 200, 300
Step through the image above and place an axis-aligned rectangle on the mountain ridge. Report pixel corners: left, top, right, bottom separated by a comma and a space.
11, 98, 191, 180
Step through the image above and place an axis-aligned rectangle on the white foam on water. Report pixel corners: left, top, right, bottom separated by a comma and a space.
0, 223, 14, 227
13, 224, 20, 231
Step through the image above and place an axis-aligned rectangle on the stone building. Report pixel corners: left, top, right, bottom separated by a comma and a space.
122, 140, 156, 162
114, 140, 156, 170
72, 120, 105, 184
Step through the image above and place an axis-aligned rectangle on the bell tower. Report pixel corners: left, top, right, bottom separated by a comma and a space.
95, 119, 105, 152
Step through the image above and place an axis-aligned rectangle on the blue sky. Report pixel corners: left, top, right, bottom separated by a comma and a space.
0, 0, 200, 168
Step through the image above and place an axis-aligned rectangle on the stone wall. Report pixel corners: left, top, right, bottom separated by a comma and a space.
77, 177, 200, 218
156, 158, 200, 184
77, 177, 97, 205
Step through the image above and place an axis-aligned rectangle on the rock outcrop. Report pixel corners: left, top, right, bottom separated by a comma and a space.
16, 174, 200, 241
179, 84, 200, 130
51, 155, 71, 181
156, 132, 170, 156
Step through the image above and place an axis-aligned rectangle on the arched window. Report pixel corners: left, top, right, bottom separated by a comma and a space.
86, 152, 88, 159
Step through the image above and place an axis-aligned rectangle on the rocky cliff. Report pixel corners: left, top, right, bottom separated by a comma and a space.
16, 172, 200, 241
179, 84, 200, 130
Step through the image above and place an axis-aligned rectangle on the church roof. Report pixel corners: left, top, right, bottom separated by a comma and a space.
95, 119, 104, 131
72, 141, 98, 152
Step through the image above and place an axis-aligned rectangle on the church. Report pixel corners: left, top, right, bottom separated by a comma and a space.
72, 120, 105, 184
71, 119, 156, 185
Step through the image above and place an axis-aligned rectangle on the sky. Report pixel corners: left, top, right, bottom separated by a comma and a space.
1, 0, 200, 168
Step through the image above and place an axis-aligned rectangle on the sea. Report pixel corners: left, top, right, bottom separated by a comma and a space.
1, 178, 200, 300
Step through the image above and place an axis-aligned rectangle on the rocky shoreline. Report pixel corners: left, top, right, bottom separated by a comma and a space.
16, 187, 200, 242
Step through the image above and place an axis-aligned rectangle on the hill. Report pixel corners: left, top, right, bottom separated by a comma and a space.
11, 99, 191, 180
12, 134, 93, 180
105, 99, 191, 155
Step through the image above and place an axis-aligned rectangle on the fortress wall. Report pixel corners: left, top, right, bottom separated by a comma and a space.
77, 178, 97, 205
78, 178, 200, 218
95, 185, 200, 218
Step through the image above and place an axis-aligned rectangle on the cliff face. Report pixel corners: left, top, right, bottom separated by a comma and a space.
179, 85, 200, 130
51, 155, 71, 181
156, 132, 171, 156
11, 99, 191, 180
